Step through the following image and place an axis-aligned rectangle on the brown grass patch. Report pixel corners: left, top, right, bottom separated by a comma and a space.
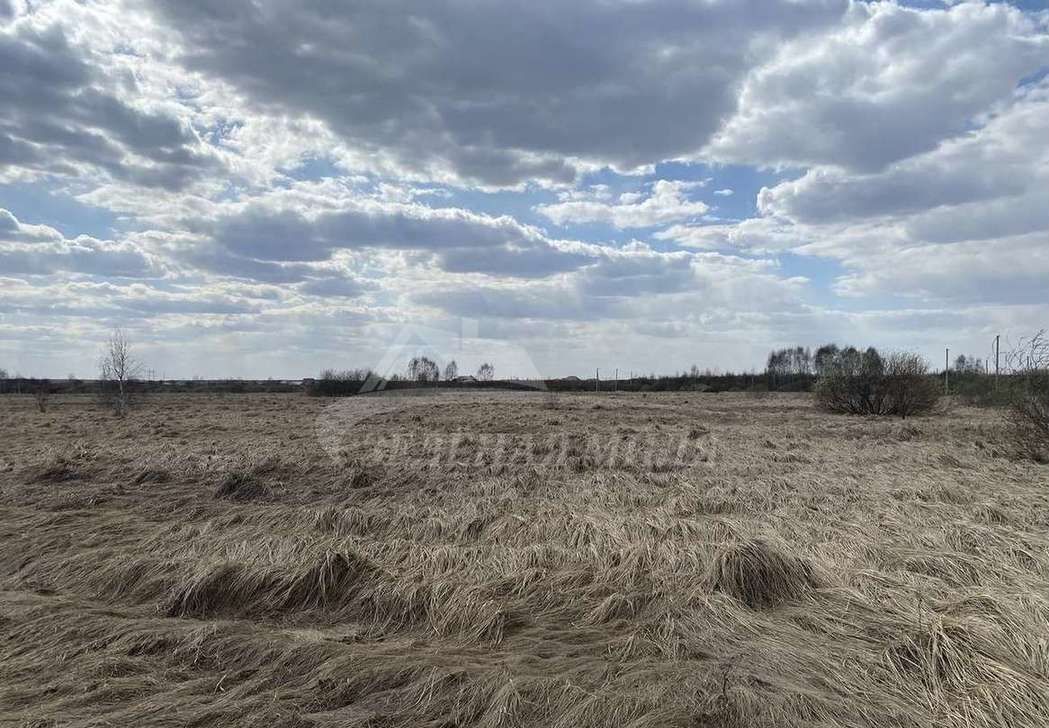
1, 391, 1047, 727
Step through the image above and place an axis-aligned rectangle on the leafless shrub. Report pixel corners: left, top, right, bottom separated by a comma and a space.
1005, 330, 1049, 462
32, 381, 50, 413
882, 352, 942, 417
816, 349, 939, 417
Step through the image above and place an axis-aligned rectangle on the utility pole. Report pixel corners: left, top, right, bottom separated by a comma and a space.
614, 368, 618, 392
945, 347, 949, 394
994, 335, 1000, 391
596, 368, 600, 392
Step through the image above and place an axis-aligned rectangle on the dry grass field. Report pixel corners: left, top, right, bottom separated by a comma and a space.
1, 391, 1048, 728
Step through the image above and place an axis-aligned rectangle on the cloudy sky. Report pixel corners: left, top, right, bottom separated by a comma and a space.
1, 0, 1047, 379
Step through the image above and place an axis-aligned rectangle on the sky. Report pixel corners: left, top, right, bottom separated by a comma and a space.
1, 0, 1048, 379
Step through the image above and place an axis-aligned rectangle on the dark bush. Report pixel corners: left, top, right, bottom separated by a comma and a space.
306, 369, 374, 397
952, 372, 1012, 407
816, 350, 939, 417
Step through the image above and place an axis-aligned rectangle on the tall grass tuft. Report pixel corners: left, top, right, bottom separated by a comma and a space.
705, 539, 823, 609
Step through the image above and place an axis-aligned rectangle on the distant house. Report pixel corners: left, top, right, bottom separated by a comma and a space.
562, 375, 582, 382
453, 375, 478, 383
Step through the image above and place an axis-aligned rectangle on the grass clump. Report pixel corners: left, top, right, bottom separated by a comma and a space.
214, 471, 271, 501
167, 550, 381, 618
26, 448, 92, 483
705, 539, 823, 609
282, 550, 379, 610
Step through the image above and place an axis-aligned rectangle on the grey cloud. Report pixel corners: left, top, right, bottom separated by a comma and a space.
834, 232, 1049, 305
435, 245, 591, 279
210, 208, 326, 262
0, 241, 154, 278
117, 295, 260, 316
145, 0, 848, 185
758, 165, 1024, 224
416, 285, 612, 321
578, 253, 696, 297
414, 248, 798, 321
0, 279, 260, 318
0, 208, 153, 276
707, 2, 1049, 171
537, 180, 710, 229
298, 276, 368, 298
0, 24, 218, 189
905, 190, 1049, 245
757, 83, 1049, 228
180, 245, 319, 284
735, 82, 1049, 306
0, 208, 18, 234
210, 207, 530, 261
195, 203, 595, 278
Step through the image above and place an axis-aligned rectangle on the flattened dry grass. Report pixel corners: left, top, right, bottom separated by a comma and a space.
1, 391, 1048, 727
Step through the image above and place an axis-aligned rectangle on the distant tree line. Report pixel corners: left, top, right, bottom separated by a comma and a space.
306, 358, 498, 396
764, 344, 897, 383
8, 331, 1047, 462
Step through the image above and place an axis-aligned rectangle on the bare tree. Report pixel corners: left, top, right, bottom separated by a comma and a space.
813, 344, 839, 377
766, 345, 815, 389
407, 356, 439, 383
954, 354, 985, 374
444, 360, 459, 381
477, 362, 494, 381
99, 329, 141, 417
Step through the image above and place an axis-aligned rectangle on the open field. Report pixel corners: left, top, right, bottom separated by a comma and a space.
1, 391, 1048, 727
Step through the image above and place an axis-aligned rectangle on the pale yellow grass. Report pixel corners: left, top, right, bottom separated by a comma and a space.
0, 391, 1047, 727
